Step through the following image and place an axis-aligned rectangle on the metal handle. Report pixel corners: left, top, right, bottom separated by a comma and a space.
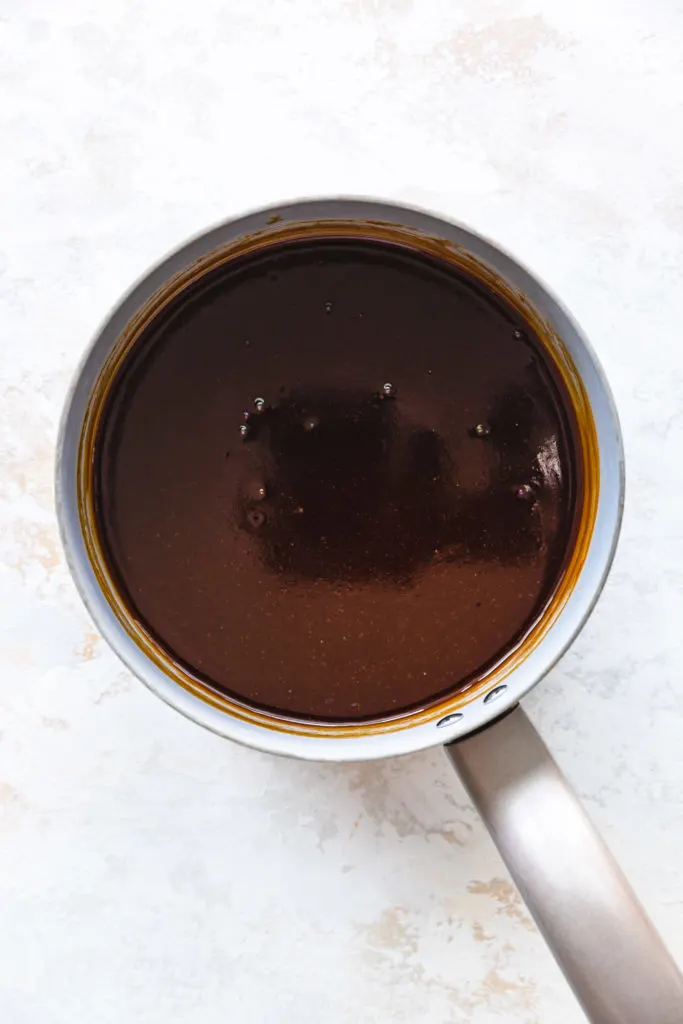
445, 705, 683, 1024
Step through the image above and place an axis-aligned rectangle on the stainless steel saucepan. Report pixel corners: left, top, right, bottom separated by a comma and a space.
56, 198, 683, 1023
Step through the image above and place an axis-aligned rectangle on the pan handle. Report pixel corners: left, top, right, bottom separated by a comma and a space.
445, 704, 683, 1024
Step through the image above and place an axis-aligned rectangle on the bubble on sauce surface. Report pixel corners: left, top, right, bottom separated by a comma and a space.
247, 481, 267, 501
247, 508, 266, 528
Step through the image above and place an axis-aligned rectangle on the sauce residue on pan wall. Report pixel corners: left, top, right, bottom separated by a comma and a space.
93, 236, 583, 722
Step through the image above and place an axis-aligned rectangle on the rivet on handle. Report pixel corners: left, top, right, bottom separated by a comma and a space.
484, 685, 508, 704
437, 712, 464, 728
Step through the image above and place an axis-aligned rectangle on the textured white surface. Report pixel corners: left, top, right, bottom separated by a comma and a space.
1, 1, 683, 1021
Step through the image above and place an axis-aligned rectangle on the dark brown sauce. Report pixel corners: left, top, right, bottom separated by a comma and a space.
95, 237, 581, 722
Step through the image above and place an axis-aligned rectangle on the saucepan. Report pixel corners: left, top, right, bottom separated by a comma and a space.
55, 198, 683, 1023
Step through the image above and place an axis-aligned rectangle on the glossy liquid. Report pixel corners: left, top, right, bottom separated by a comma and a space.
95, 238, 581, 721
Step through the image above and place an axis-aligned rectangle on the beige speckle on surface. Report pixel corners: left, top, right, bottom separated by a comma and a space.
2, 1, 683, 1022
360, 906, 418, 954
76, 629, 101, 663
435, 15, 569, 84
468, 878, 536, 932
0, 782, 23, 807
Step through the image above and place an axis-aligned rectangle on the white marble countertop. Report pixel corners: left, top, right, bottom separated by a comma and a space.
2, 1, 683, 1021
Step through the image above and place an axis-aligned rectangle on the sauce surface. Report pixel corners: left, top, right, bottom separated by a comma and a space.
95, 238, 580, 721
